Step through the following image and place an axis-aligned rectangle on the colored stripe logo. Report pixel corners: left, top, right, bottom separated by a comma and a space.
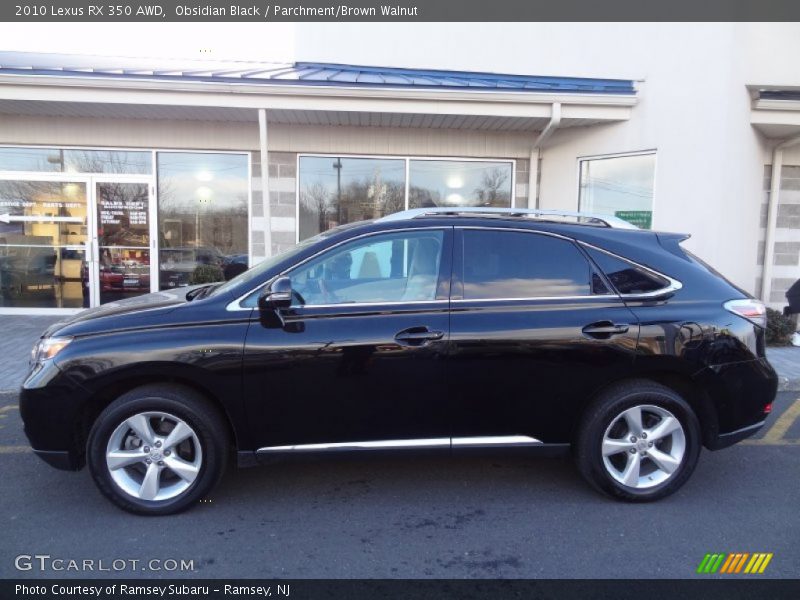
697, 553, 773, 574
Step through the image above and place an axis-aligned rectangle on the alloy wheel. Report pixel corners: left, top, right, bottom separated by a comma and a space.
105, 411, 202, 502
601, 404, 686, 489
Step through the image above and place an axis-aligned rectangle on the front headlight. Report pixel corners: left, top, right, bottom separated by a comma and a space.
30, 336, 73, 364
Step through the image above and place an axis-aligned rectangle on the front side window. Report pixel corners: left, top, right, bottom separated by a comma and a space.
462, 230, 592, 299
289, 230, 444, 305
579, 153, 656, 229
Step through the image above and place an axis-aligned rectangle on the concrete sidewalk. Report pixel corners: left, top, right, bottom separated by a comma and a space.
0, 316, 798, 392
765, 347, 800, 392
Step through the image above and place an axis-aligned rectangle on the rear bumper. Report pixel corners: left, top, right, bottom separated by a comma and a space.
699, 357, 777, 450
706, 420, 765, 450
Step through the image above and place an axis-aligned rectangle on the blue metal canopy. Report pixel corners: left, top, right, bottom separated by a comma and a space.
0, 52, 636, 95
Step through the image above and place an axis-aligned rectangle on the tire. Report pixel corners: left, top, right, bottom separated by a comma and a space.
575, 379, 701, 502
87, 384, 229, 515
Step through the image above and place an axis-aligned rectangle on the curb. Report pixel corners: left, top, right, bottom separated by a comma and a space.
778, 378, 800, 393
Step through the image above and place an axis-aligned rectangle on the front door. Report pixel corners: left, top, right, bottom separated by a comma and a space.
90, 180, 154, 305
448, 227, 640, 443
243, 227, 453, 450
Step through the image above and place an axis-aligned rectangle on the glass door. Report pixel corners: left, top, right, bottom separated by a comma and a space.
92, 180, 153, 305
0, 176, 90, 309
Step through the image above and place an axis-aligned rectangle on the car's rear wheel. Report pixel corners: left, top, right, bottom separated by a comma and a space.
87, 384, 228, 515
575, 380, 701, 501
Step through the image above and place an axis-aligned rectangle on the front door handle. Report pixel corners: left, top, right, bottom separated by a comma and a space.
582, 321, 630, 339
394, 327, 445, 346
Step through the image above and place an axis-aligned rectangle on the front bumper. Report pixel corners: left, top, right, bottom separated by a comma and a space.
32, 449, 81, 470
19, 360, 90, 471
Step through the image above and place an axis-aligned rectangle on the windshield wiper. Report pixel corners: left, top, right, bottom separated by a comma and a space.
185, 283, 220, 301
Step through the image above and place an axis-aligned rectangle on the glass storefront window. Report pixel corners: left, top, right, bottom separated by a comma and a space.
156, 152, 249, 290
0, 147, 152, 175
298, 156, 406, 240
0, 180, 88, 308
297, 156, 516, 241
408, 160, 512, 209
96, 182, 151, 304
579, 153, 656, 229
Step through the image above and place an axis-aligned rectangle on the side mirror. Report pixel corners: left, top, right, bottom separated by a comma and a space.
258, 276, 293, 312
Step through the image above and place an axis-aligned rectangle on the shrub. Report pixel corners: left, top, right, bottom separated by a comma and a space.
190, 264, 224, 285
766, 308, 795, 346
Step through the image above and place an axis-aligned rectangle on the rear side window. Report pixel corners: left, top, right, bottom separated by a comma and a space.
462, 230, 592, 299
584, 246, 669, 294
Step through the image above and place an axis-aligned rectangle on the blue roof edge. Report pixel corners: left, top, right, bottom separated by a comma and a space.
295, 61, 637, 93
0, 53, 637, 95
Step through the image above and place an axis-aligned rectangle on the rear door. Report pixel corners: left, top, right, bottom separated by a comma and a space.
448, 227, 639, 444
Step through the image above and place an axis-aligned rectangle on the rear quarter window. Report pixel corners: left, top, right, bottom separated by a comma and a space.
584, 246, 669, 295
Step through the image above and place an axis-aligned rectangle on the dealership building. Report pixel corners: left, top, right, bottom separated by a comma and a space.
0, 23, 798, 314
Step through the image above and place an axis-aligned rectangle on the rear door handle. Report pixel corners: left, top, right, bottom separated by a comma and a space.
395, 327, 445, 346
582, 321, 630, 338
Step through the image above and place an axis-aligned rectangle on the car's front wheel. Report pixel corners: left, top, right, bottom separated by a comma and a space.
575, 380, 701, 501
87, 384, 228, 515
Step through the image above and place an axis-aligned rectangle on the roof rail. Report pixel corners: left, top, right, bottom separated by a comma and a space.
376, 206, 639, 229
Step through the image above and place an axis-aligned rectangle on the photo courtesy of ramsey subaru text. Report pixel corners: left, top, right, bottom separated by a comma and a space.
20, 207, 777, 515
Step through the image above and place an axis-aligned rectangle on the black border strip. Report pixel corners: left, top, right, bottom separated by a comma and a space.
3, 579, 800, 600
3, 0, 800, 22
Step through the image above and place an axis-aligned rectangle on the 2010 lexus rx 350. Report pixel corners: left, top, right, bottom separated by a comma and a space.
20, 208, 777, 514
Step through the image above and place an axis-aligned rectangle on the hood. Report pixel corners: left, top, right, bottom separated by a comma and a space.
44, 285, 207, 338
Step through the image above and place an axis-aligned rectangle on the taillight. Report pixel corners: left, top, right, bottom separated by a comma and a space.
764, 403, 773, 414
724, 299, 767, 329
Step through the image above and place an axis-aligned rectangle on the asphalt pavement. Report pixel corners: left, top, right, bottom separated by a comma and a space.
1, 389, 798, 579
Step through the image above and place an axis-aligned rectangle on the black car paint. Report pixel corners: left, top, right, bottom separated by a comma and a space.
19, 216, 778, 471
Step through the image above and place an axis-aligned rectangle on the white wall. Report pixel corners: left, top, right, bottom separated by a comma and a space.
0, 23, 296, 62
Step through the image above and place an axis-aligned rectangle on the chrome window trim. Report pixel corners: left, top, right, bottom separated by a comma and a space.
284, 300, 449, 311
256, 435, 542, 454
577, 240, 683, 299
226, 226, 451, 312
227, 224, 682, 311
457, 224, 575, 241
452, 296, 599, 304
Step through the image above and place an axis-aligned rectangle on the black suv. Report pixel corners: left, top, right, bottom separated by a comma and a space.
21, 208, 777, 514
